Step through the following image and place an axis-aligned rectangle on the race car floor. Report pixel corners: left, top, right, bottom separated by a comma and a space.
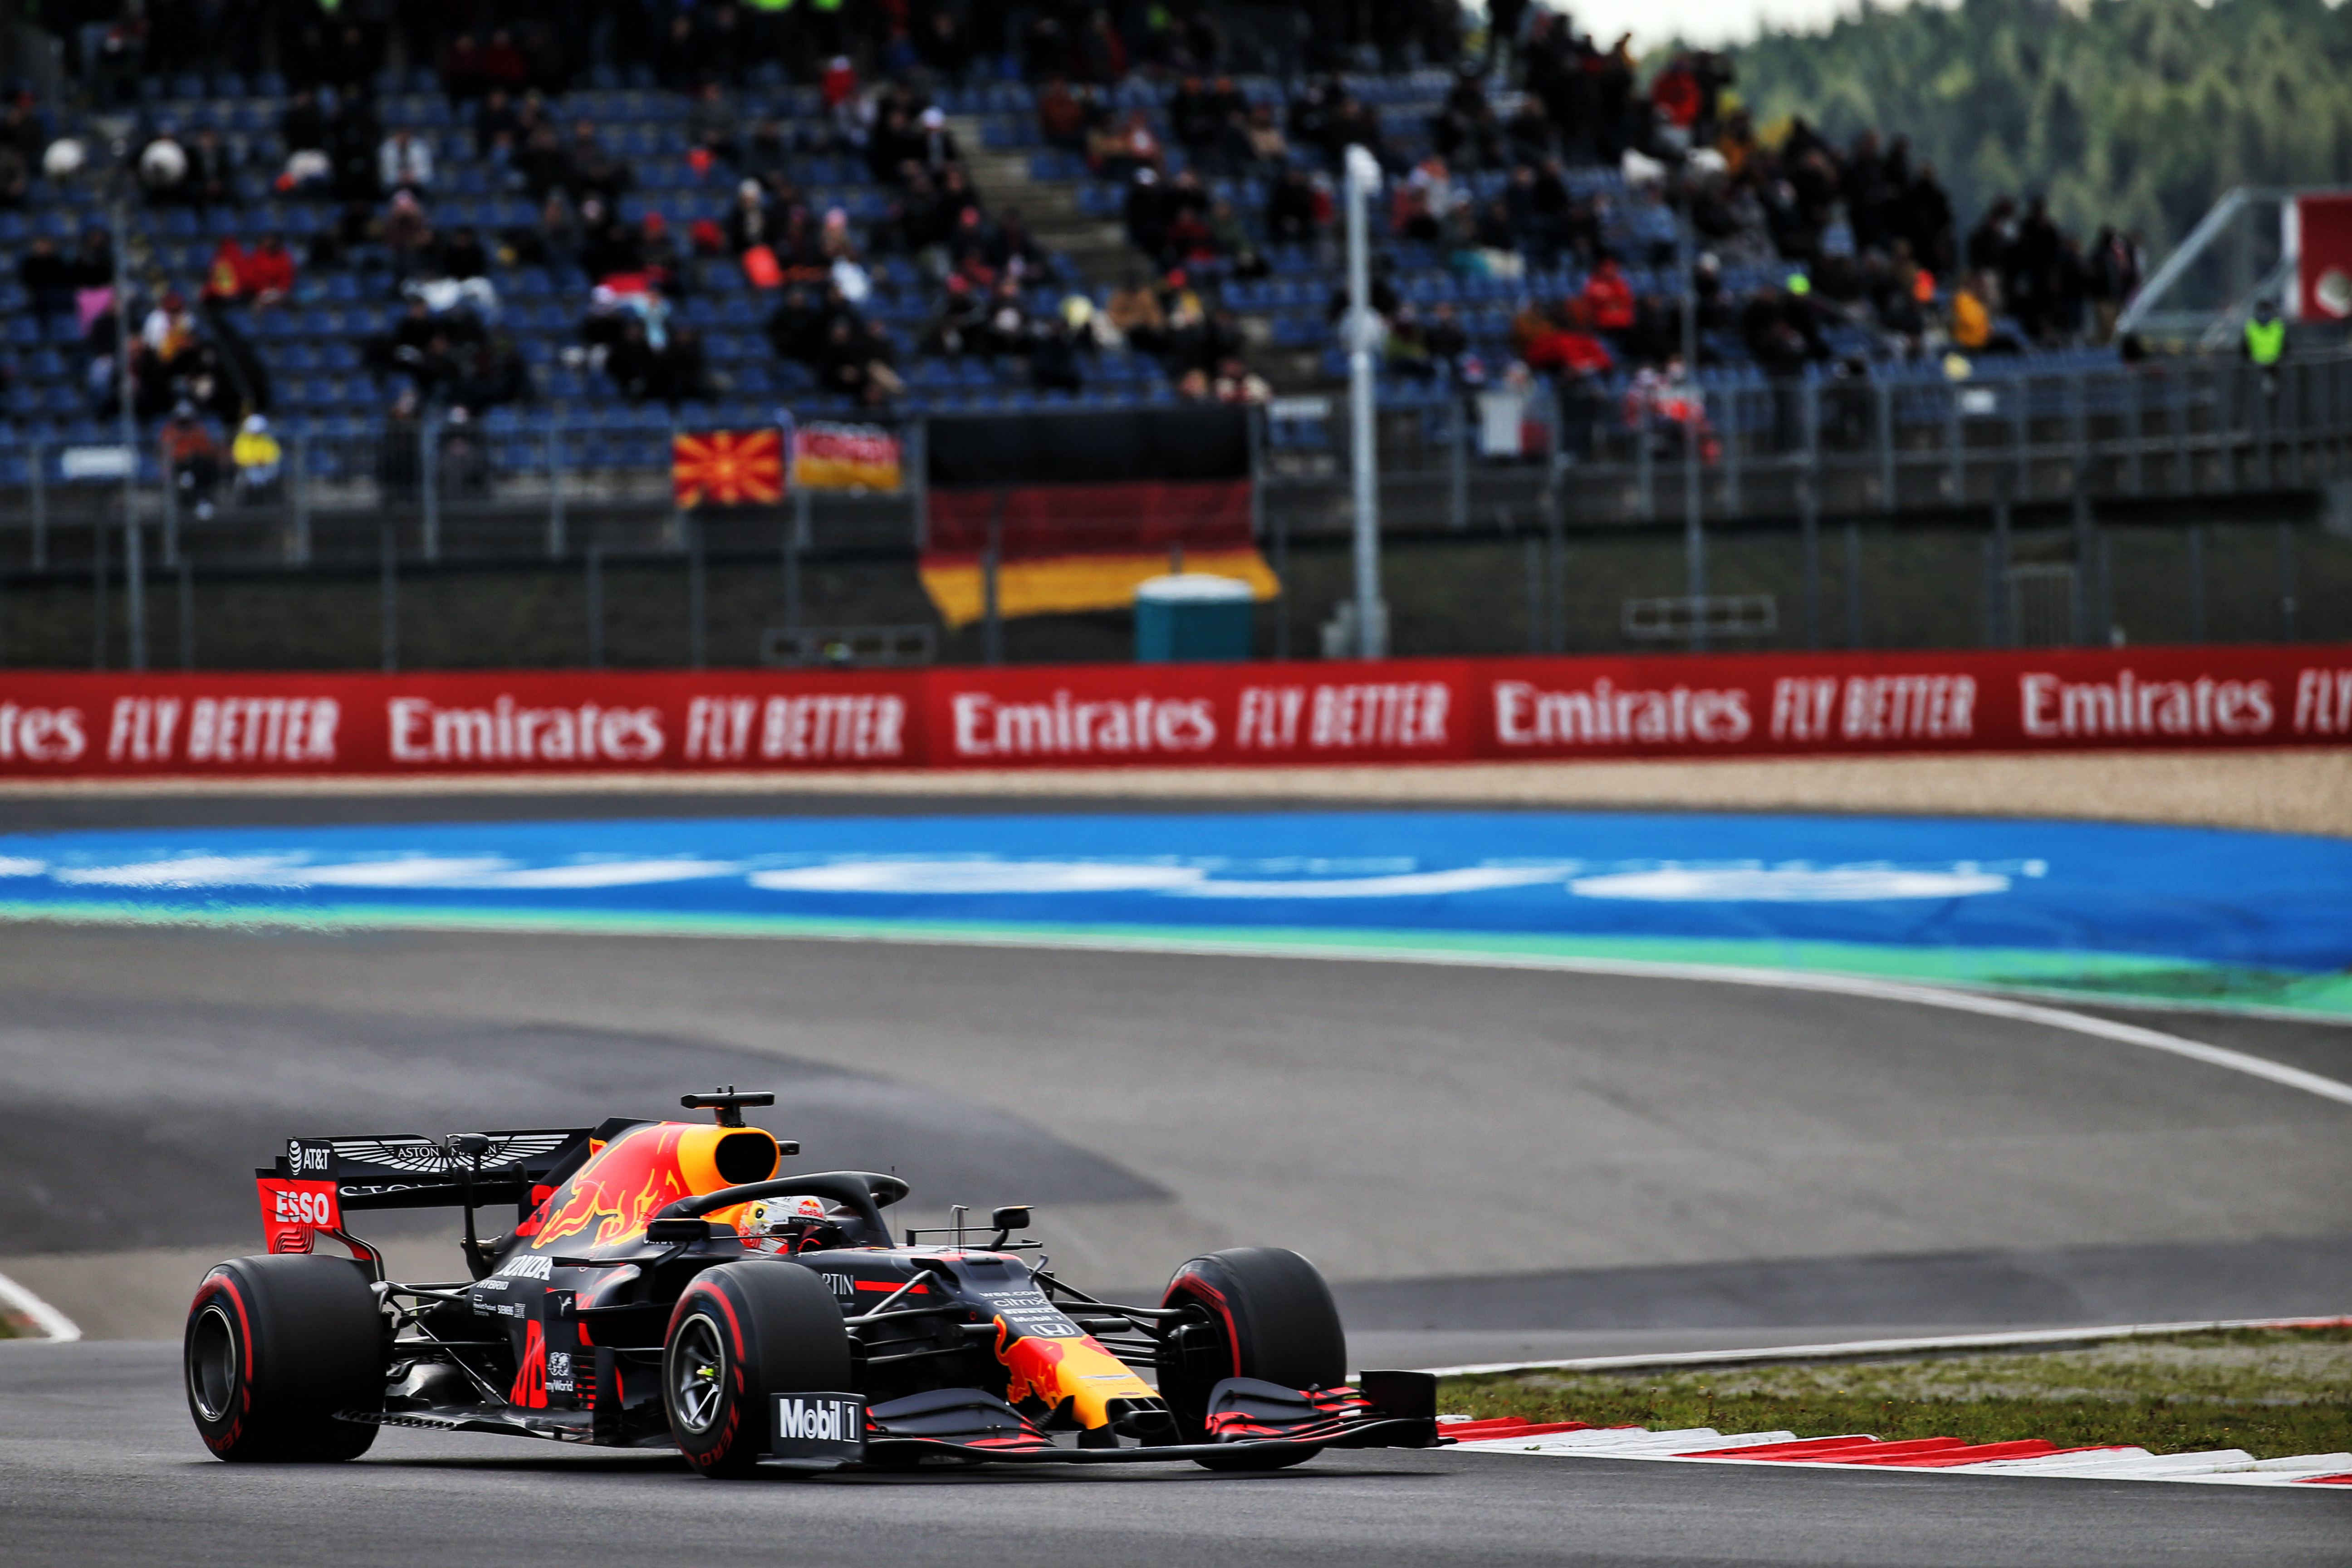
1, 1343, 2344, 1568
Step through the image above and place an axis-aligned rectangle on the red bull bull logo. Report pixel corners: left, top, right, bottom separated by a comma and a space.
529, 1124, 710, 1253
993, 1319, 1154, 1430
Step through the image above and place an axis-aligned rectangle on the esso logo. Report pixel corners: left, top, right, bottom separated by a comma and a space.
273, 1189, 334, 1226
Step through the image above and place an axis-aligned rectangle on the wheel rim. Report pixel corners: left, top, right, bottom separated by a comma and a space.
670, 1312, 728, 1435
187, 1302, 237, 1423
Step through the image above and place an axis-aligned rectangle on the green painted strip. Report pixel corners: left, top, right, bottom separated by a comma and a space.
5, 898, 2347, 1021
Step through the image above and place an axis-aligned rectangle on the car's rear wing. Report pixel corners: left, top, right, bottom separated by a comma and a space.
255, 1127, 598, 1256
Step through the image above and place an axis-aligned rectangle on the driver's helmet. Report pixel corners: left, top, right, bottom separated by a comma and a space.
745, 1194, 849, 1252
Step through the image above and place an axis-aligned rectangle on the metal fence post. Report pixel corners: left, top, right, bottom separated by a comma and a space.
1636, 403, 1655, 522
29, 438, 46, 572
784, 488, 809, 642
420, 415, 441, 561
2073, 492, 2098, 646
1684, 400, 1706, 653
1945, 382, 1963, 506
1522, 533, 1543, 653
178, 557, 194, 669
1547, 478, 1567, 655
2278, 520, 2298, 642
1990, 498, 2012, 647
290, 431, 311, 565
586, 544, 604, 668
378, 520, 398, 672
2187, 524, 2206, 644
125, 517, 147, 671
91, 510, 106, 670
1722, 385, 1742, 516
1874, 379, 1894, 511
687, 513, 707, 669
546, 425, 567, 559
1447, 391, 1468, 529
1843, 521, 1862, 650
982, 502, 1003, 667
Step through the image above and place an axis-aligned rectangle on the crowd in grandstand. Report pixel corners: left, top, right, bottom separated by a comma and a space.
4, 0, 2155, 479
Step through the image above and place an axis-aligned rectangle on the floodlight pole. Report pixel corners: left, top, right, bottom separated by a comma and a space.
1344, 143, 1386, 659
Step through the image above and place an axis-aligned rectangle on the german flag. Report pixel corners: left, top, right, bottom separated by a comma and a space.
672, 430, 784, 508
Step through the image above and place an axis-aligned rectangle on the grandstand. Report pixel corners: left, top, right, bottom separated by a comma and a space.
0, 3, 2178, 495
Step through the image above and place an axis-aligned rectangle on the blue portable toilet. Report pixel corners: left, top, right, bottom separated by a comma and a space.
1134, 573, 1256, 662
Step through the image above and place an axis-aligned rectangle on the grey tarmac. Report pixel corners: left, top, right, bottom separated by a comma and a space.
0, 1343, 2345, 1568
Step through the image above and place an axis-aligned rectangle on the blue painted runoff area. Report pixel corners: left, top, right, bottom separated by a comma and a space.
1, 813, 2347, 994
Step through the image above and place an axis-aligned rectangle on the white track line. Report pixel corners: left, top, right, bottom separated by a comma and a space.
1414, 1314, 2352, 1379
0, 1269, 83, 1342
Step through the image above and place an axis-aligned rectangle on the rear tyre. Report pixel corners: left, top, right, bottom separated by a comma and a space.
1158, 1247, 1347, 1470
185, 1254, 386, 1463
664, 1261, 853, 1479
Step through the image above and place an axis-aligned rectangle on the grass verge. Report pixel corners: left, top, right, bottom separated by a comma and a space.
1437, 1327, 2352, 1461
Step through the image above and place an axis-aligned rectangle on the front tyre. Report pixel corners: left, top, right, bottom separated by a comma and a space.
1158, 1247, 1347, 1469
664, 1261, 853, 1479
185, 1255, 386, 1463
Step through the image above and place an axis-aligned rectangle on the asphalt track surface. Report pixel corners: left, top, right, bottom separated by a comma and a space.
5, 1343, 2347, 1568
2, 790, 2348, 1563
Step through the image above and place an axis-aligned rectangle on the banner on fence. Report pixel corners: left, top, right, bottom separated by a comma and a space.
671, 430, 784, 508
2, 646, 2347, 779
791, 422, 903, 492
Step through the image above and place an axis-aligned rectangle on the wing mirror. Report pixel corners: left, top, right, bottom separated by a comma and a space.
988, 1205, 1032, 1246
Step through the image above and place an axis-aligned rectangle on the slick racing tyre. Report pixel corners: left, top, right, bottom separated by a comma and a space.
185, 1254, 387, 1463
665, 1261, 854, 1479
1158, 1247, 1348, 1470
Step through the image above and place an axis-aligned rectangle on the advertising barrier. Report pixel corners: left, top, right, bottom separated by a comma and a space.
3, 645, 2349, 780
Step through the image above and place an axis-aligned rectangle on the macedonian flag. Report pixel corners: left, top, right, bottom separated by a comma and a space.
672, 429, 784, 508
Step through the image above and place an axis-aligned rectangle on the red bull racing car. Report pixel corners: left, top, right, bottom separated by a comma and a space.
186, 1089, 1439, 1475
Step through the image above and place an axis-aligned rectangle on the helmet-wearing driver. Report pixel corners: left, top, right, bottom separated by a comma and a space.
745, 1194, 850, 1252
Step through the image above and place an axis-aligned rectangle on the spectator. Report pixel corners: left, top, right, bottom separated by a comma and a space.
917, 9, 974, 82
1213, 355, 1271, 404
439, 224, 490, 281
383, 189, 435, 279
0, 132, 29, 207
474, 88, 519, 157
567, 120, 632, 205
378, 130, 434, 197
202, 235, 252, 304
1030, 317, 1084, 393
20, 236, 77, 318
723, 178, 774, 256
1099, 108, 1163, 178
1038, 76, 1087, 151
1106, 271, 1168, 357
186, 127, 237, 210
517, 123, 573, 203
687, 82, 740, 168
1240, 102, 1289, 168
1582, 257, 1636, 337
281, 88, 326, 154
915, 107, 960, 178
743, 117, 791, 181
232, 414, 283, 501
161, 402, 223, 522
245, 231, 297, 308
1267, 168, 1320, 246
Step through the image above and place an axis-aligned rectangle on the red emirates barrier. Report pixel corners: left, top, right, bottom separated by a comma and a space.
2, 645, 2349, 779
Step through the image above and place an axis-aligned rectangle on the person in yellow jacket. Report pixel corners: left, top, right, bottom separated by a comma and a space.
232, 412, 283, 500
1950, 273, 1992, 351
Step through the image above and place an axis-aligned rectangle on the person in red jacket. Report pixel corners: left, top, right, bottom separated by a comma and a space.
243, 230, 296, 309
1583, 257, 1636, 334
1651, 56, 1702, 130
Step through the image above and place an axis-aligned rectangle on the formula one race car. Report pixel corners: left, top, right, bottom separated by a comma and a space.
186, 1090, 1438, 1475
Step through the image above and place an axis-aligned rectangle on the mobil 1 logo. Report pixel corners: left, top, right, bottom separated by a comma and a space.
770, 1392, 866, 1465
